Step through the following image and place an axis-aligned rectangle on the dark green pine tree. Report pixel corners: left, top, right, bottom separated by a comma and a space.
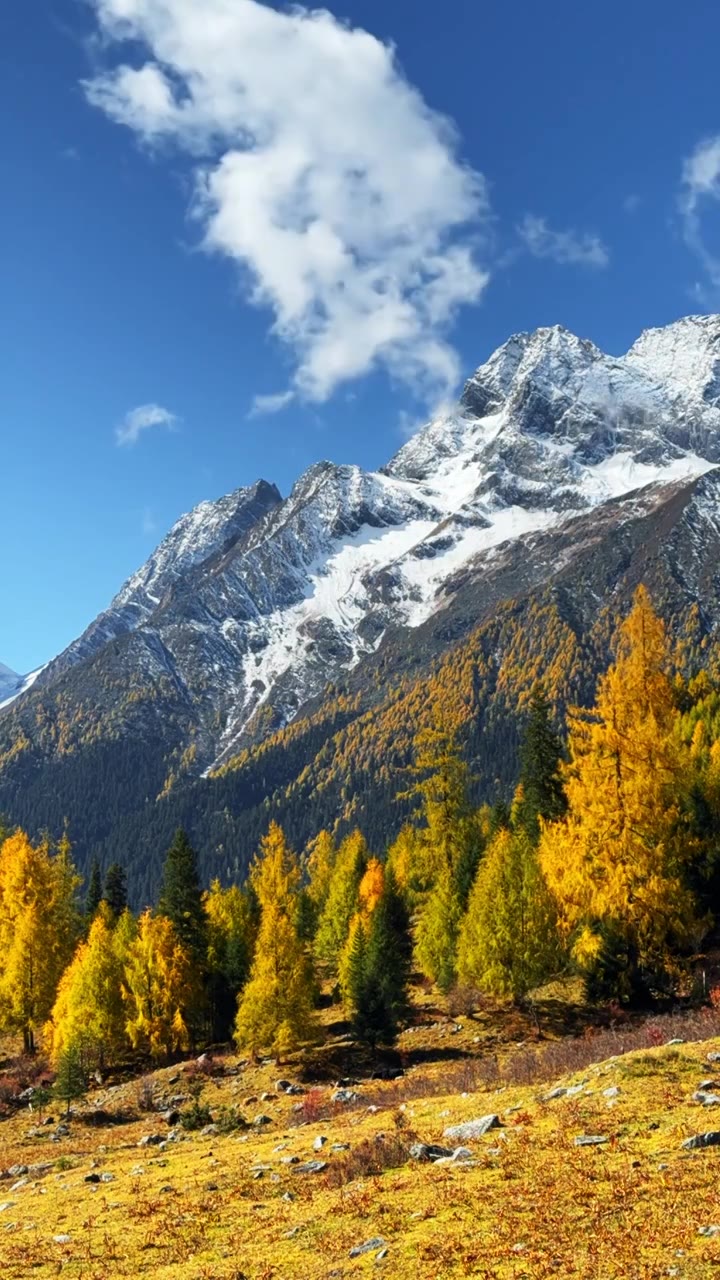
85, 858, 103, 922
103, 863, 128, 919
517, 687, 567, 841
349, 872, 412, 1049
53, 1044, 87, 1117
158, 828, 208, 963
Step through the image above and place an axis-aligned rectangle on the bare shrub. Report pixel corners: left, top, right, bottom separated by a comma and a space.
325, 1132, 413, 1188
134, 1075, 157, 1113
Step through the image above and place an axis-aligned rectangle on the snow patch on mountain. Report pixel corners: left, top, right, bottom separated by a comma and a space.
0, 666, 45, 711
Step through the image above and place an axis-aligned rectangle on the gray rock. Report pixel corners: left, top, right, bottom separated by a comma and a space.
84, 1173, 101, 1184
137, 1133, 164, 1148
665, 1038, 685, 1046
332, 1089, 360, 1105
100, 1172, 115, 1183
409, 1142, 454, 1162
442, 1114, 501, 1142
603, 1087, 621, 1099
699, 1225, 720, 1236
6, 1165, 28, 1179
200, 1124, 219, 1136
292, 1160, 328, 1175
330, 1143, 350, 1152
707, 1052, 720, 1063
543, 1087, 567, 1101
280, 1156, 300, 1165
53, 1234, 72, 1244
313, 1135, 327, 1151
682, 1131, 720, 1150
253, 1114, 273, 1127
349, 1237, 386, 1258
574, 1135, 609, 1146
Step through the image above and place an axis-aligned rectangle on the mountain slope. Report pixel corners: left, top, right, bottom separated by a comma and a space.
2, 315, 720, 893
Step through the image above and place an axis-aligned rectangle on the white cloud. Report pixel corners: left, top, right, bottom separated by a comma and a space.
679, 135, 720, 291
517, 214, 609, 268
83, 0, 490, 407
115, 402, 178, 446
250, 390, 296, 417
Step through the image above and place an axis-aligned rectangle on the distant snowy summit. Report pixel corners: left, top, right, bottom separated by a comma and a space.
6, 315, 720, 757
0, 663, 43, 711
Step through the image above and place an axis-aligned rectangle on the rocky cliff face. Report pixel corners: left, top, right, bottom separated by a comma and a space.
2, 315, 720, 887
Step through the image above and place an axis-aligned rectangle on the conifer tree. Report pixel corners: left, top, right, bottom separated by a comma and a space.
540, 586, 701, 996
347, 871, 412, 1048
46, 904, 129, 1071
123, 911, 195, 1060
314, 830, 368, 969
338, 858, 385, 999
235, 823, 316, 1058
205, 880, 259, 1041
517, 687, 567, 840
85, 859, 103, 922
103, 863, 128, 919
305, 830, 337, 919
0, 830, 81, 1053
53, 1044, 87, 1116
158, 829, 208, 964
414, 865, 462, 992
457, 827, 562, 999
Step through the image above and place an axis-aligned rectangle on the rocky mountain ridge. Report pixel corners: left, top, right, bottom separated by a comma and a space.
2, 314, 720, 887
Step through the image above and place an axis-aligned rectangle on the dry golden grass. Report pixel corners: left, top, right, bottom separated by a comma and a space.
2, 1013, 720, 1279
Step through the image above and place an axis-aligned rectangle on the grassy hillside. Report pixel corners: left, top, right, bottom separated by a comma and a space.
4, 998, 720, 1278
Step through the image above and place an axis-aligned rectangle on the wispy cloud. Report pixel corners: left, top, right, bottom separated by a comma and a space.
679, 135, 720, 294
517, 214, 609, 268
250, 390, 296, 418
115, 403, 177, 447
84, 0, 491, 410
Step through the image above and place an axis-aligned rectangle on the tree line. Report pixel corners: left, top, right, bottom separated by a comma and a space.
2, 586, 720, 1083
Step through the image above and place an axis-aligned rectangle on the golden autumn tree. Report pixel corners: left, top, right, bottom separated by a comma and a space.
122, 911, 195, 1060
45, 903, 130, 1070
305, 830, 338, 918
0, 830, 81, 1053
235, 823, 316, 1059
314, 830, 368, 969
204, 879, 259, 1041
457, 827, 562, 999
540, 586, 702, 996
407, 725, 480, 990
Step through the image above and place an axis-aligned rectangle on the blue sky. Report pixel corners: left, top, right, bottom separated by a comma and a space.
3, 0, 720, 673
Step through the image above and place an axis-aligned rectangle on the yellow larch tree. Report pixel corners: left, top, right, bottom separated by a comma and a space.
45, 903, 130, 1071
122, 911, 195, 1060
0, 829, 81, 1053
314, 829, 368, 969
540, 586, 702, 992
235, 823, 316, 1059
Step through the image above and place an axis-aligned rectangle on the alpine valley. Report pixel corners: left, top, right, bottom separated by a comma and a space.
4, 314, 720, 902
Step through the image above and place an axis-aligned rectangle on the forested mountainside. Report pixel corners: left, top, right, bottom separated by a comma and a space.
2, 316, 720, 901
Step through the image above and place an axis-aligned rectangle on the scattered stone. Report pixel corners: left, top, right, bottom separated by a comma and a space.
253, 1115, 272, 1127
201, 1124, 219, 1137
282, 1191, 295, 1202
349, 1237, 386, 1258
205, 1182, 219, 1192
574, 1135, 609, 1147
0, 1203, 16, 1213
53, 1234, 72, 1244
698, 1225, 720, 1236
376, 1247, 389, 1261
162, 1110, 181, 1126
443, 1115, 501, 1142
330, 1143, 350, 1152
682, 1131, 720, 1150
100, 1173, 115, 1183
280, 1156, 300, 1165
285, 1226, 302, 1239
665, 1039, 685, 1046
6, 1166, 28, 1179
707, 1052, 720, 1063
543, 1087, 567, 1101
603, 1087, 621, 1098
137, 1134, 164, 1148
84, 1174, 101, 1184
292, 1160, 327, 1175
313, 1136, 327, 1151
409, 1143, 454, 1162
159, 1185, 174, 1194
260, 1092, 273, 1103
332, 1089, 360, 1105
54, 1124, 70, 1138
244, 1096, 259, 1106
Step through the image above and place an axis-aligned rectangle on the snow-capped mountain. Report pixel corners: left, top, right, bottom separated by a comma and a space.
5, 314, 720, 769
0, 663, 43, 711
